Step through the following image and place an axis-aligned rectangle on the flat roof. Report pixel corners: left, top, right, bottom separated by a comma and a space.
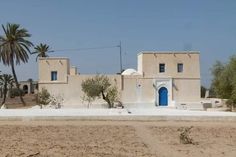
138, 51, 200, 55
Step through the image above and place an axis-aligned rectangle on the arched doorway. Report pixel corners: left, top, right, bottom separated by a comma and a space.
23, 85, 28, 94
159, 87, 168, 106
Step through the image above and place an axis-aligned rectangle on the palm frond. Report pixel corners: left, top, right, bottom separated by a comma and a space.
33, 43, 51, 61
0, 23, 33, 65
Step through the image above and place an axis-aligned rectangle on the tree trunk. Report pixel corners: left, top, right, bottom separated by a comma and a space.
10, 56, 26, 106
1, 84, 7, 106
0, 88, 2, 98
101, 91, 112, 108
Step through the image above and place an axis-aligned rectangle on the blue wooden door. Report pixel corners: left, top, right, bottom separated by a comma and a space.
159, 87, 168, 106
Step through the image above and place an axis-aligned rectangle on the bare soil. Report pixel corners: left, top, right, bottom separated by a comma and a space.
0, 121, 235, 157
0, 94, 36, 109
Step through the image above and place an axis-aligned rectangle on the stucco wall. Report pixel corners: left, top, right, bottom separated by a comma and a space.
38, 51, 201, 108
39, 57, 69, 83
172, 78, 201, 102
39, 75, 156, 107
70, 67, 77, 75
39, 74, 122, 107
138, 52, 200, 79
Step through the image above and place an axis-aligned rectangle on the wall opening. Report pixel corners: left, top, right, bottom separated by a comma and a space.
23, 85, 28, 94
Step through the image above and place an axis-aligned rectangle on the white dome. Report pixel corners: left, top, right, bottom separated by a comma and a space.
121, 68, 141, 75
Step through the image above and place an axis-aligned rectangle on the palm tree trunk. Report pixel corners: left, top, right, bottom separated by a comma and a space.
10, 56, 26, 106
0, 88, 2, 98
1, 84, 7, 106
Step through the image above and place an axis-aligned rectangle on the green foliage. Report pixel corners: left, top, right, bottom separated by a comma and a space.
34, 43, 50, 61
0, 23, 33, 105
81, 75, 119, 108
211, 56, 236, 110
0, 74, 14, 88
9, 88, 24, 98
201, 86, 207, 98
0, 23, 33, 65
0, 74, 14, 105
208, 87, 216, 98
36, 88, 51, 109
106, 86, 118, 107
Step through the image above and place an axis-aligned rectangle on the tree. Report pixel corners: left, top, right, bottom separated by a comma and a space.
33, 43, 50, 61
36, 88, 51, 109
81, 75, 119, 108
0, 23, 33, 105
211, 56, 236, 110
0, 71, 2, 98
0, 74, 14, 106
211, 61, 226, 97
201, 86, 207, 98
9, 88, 24, 98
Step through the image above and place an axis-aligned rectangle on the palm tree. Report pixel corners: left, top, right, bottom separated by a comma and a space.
0, 71, 2, 98
33, 43, 50, 61
0, 23, 33, 105
0, 74, 14, 106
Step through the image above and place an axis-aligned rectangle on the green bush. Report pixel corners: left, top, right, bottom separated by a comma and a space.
9, 88, 24, 98
211, 57, 236, 111
81, 75, 119, 108
36, 88, 51, 109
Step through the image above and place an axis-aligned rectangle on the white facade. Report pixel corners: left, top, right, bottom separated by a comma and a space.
38, 51, 201, 109
154, 78, 173, 107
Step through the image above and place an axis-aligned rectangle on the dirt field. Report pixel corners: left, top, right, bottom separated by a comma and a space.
0, 120, 235, 157
0, 94, 36, 109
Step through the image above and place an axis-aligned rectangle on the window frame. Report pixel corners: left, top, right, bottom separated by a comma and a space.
51, 71, 58, 81
159, 63, 165, 73
177, 63, 183, 73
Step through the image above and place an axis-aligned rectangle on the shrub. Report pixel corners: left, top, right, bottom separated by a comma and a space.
49, 94, 64, 109
81, 75, 119, 108
106, 86, 119, 108
36, 88, 51, 109
178, 126, 197, 145
9, 88, 24, 98
211, 57, 236, 111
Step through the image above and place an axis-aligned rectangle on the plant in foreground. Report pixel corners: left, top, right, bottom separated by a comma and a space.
178, 126, 198, 145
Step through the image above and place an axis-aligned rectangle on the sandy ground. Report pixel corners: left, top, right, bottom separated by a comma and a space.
0, 95, 36, 109
0, 121, 235, 157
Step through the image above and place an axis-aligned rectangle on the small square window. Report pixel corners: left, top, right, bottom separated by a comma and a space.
177, 63, 183, 73
51, 71, 57, 81
159, 64, 165, 73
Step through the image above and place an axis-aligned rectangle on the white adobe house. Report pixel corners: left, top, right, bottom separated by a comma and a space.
38, 51, 201, 109
19, 80, 38, 94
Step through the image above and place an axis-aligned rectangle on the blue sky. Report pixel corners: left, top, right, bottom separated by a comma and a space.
0, 0, 236, 87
